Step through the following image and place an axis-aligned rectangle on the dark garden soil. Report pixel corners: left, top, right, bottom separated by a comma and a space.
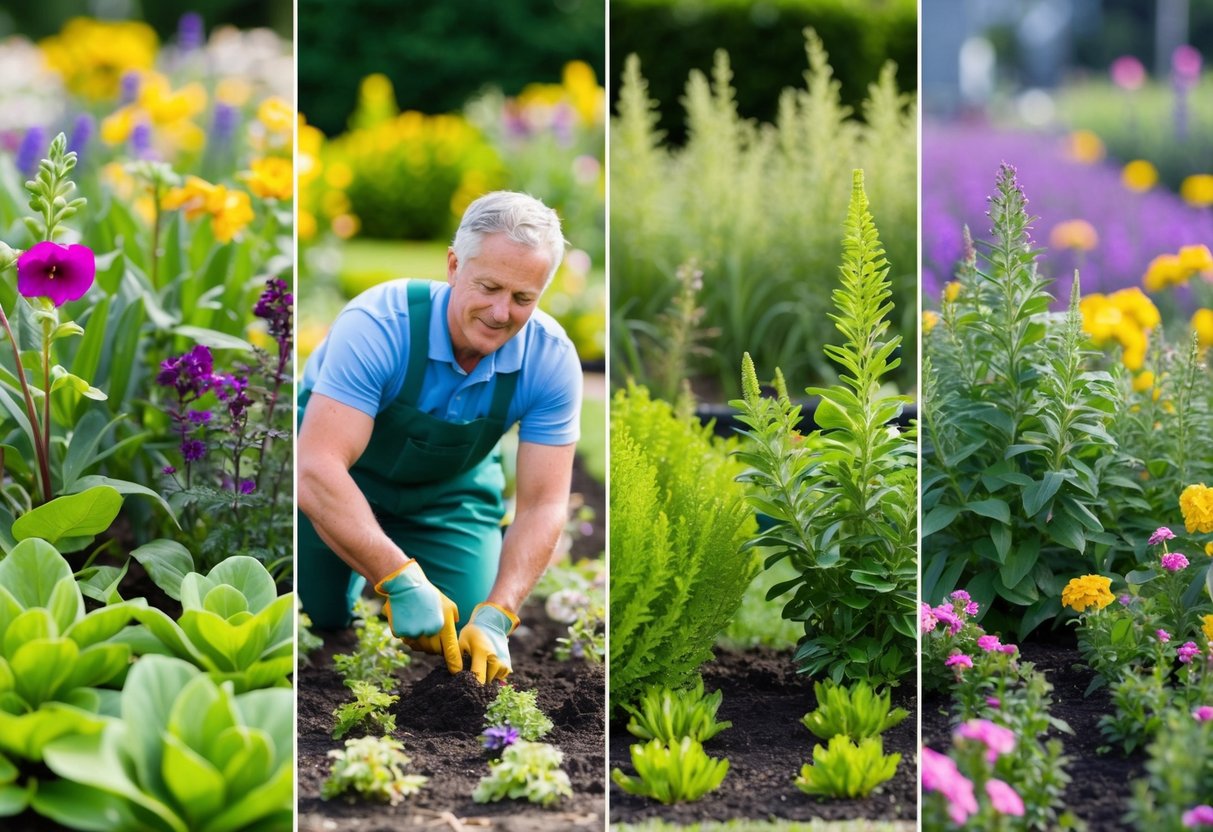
608, 648, 918, 825
297, 601, 606, 832
922, 636, 1149, 831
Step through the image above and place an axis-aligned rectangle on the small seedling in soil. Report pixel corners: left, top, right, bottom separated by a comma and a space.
332, 679, 399, 740
801, 679, 909, 741
483, 684, 554, 741
794, 735, 900, 799
333, 602, 410, 689
473, 741, 573, 806
612, 737, 729, 804
322, 736, 427, 805
556, 603, 605, 663
623, 679, 732, 744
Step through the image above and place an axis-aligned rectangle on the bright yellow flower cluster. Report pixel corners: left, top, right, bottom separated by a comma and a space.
1122, 160, 1158, 192
1204, 614, 1213, 645
100, 72, 207, 154
1193, 308, 1213, 349
241, 157, 293, 201
1079, 288, 1160, 370
1067, 130, 1105, 164
1206, 541, 1213, 557
1180, 483, 1213, 534
514, 61, 605, 128
1061, 575, 1114, 613
1143, 244, 1213, 291
922, 310, 939, 333
943, 282, 962, 303
1049, 219, 1098, 252
39, 17, 157, 100
1181, 174, 1213, 207
162, 176, 255, 243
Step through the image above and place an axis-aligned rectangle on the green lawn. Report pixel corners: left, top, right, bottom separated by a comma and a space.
338, 238, 449, 298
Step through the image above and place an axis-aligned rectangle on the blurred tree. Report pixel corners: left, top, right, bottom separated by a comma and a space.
0, 0, 289, 40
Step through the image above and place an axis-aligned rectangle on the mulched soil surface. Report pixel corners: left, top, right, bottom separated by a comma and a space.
922, 636, 1148, 831
608, 648, 918, 824
298, 602, 606, 832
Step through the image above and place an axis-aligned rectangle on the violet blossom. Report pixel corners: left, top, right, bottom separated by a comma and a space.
17, 242, 96, 306
1179, 641, 1202, 664
1149, 527, 1176, 546
482, 725, 519, 751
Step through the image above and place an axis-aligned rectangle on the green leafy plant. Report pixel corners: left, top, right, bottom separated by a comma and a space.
129, 555, 293, 691
483, 684, 553, 742
322, 735, 428, 806
331, 601, 410, 689
473, 741, 572, 807
610, 384, 757, 712
1098, 669, 1169, 755
732, 169, 917, 685
793, 736, 899, 799
801, 680, 908, 742
35, 655, 292, 831
333, 680, 398, 741
611, 737, 729, 804
1126, 707, 1213, 829
623, 679, 731, 744
555, 603, 605, 663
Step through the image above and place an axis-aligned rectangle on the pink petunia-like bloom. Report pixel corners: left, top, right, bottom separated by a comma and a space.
986, 778, 1026, 816
1162, 552, 1190, 572
950, 589, 971, 604
986, 697, 1001, 709
1179, 642, 1202, 664
921, 747, 979, 825
933, 604, 963, 635
945, 653, 973, 670
921, 603, 938, 633
976, 635, 1002, 652
1184, 805, 1213, 827
1158, 629, 1173, 643
963, 601, 979, 615
1193, 706, 1213, 723
16, 242, 96, 307
1149, 526, 1176, 546
955, 719, 1016, 762
999, 643, 1019, 655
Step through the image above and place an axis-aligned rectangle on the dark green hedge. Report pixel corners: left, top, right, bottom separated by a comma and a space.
610, 0, 917, 143
299, 0, 605, 137
0, 0, 288, 40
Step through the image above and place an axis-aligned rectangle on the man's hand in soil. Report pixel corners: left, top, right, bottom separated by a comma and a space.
374, 560, 462, 674
459, 603, 519, 684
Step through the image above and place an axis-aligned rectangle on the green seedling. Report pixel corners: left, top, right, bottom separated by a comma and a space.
612, 737, 729, 804
332, 680, 398, 740
322, 736, 427, 805
624, 679, 732, 744
473, 741, 572, 806
794, 735, 900, 799
801, 679, 908, 741
484, 684, 553, 741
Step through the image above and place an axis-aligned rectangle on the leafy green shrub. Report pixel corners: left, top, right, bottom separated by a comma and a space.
612, 30, 916, 396
322, 735, 428, 806
612, 737, 729, 804
483, 685, 553, 742
609, 384, 757, 712
1126, 708, 1213, 830
36, 655, 292, 831
333, 680, 398, 741
623, 679, 732, 744
732, 170, 917, 685
801, 680, 908, 742
793, 736, 899, 799
130, 555, 293, 691
332, 602, 410, 689
473, 741, 572, 806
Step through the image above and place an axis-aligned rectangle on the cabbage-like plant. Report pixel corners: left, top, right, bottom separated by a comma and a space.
36, 655, 293, 832
801, 680, 909, 741
611, 737, 729, 804
623, 679, 732, 744
130, 556, 293, 691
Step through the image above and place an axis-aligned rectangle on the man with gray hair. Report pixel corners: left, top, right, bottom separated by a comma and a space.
298, 191, 581, 684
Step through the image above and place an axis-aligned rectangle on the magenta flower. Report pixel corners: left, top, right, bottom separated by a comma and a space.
1118, 594, 1133, 606
922, 747, 978, 825
1179, 642, 1202, 664
1162, 552, 1190, 572
1110, 56, 1146, 90
977, 635, 1002, 652
986, 778, 1025, 816
16, 242, 95, 307
1157, 629, 1172, 643
1185, 805, 1213, 827
1193, 706, 1213, 723
1173, 45, 1203, 87
1149, 526, 1176, 546
482, 725, 519, 751
921, 604, 938, 633
999, 643, 1019, 655
945, 653, 973, 670
986, 697, 1001, 709
955, 719, 1016, 762
963, 601, 979, 615
950, 589, 971, 604
933, 604, 963, 634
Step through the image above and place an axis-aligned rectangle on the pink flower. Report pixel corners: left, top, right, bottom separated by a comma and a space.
1157, 629, 1172, 643
999, 643, 1019, 655
921, 603, 938, 633
1110, 55, 1146, 90
922, 747, 979, 825
945, 653, 973, 670
1179, 642, 1202, 664
964, 601, 979, 615
1148, 526, 1176, 545
955, 719, 1016, 762
977, 635, 1002, 652
1184, 805, 1213, 827
1193, 706, 1213, 723
16, 241, 96, 307
986, 778, 1026, 816
1162, 552, 1190, 572
933, 604, 963, 635
1118, 594, 1133, 606
950, 589, 971, 604
1173, 45, 1203, 87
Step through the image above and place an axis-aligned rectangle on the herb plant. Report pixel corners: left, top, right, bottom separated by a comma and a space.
795, 735, 899, 799
483, 685, 553, 742
611, 738, 729, 804
332, 603, 410, 689
333, 680, 398, 740
801, 680, 909, 742
732, 170, 916, 685
473, 741, 572, 807
322, 736, 427, 806
623, 679, 732, 744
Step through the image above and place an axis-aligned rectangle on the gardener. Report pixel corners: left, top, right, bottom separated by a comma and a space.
297, 191, 581, 685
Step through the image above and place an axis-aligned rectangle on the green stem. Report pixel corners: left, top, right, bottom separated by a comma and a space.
0, 305, 51, 503
150, 189, 162, 290
41, 318, 52, 493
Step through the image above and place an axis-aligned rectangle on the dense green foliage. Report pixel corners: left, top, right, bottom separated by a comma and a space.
473, 742, 572, 807
623, 679, 732, 745
609, 384, 757, 713
332, 681, 397, 741
801, 680, 908, 742
612, 737, 729, 804
793, 736, 899, 799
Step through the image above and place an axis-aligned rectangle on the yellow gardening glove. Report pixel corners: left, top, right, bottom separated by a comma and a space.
458, 602, 519, 684
374, 560, 462, 674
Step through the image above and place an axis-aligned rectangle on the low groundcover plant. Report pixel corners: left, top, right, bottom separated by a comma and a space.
322, 735, 427, 806
623, 679, 732, 745
612, 737, 729, 804
483, 684, 553, 742
801, 679, 909, 742
473, 741, 572, 807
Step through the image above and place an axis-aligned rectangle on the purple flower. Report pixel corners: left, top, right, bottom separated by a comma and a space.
950, 589, 971, 604
212, 103, 239, 146
120, 71, 141, 104
17, 242, 96, 307
1149, 527, 1176, 546
1119, 594, 1133, 606
187, 409, 212, 424
1179, 641, 1202, 664
986, 697, 1001, 709
1162, 552, 1190, 572
214, 373, 252, 420
945, 653, 972, 670
162, 465, 177, 475
131, 122, 153, 160
1173, 45, 1203, 87
239, 478, 255, 495
177, 12, 205, 51
963, 601, 979, 615
254, 277, 293, 352
157, 345, 215, 398
1193, 706, 1213, 723
933, 604, 963, 635
920, 603, 938, 633
16, 126, 46, 177
180, 439, 207, 462
68, 114, 94, 164
482, 725, 519, 751
998, 643, 1018, 655
1157, 629, 1172, 643
1185, 805, 1213, 827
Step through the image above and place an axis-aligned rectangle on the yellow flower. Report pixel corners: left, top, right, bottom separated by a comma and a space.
1205, 541, 1213, 557
209, 189, 254, 243
1193, 308, 1213, 348
241, 157, 293, 201
562, 60, 604, 126
162, 176, 253, 242
39, 17, 157, 100
1049, 219, 1099, 252
923, 310, 939, 333
1113, 287, 1160, 330
1181, 174, 1213, 207
944, 282, 962, 303
1122, 160, 1158, 192
1181, 484, 1213, 534
1061, 575, 1115, 613
100, 108, 135, 145
1179, 244, 1213, 275
1132, 371, 1155, 392
1204, 614, 1213, 644
298, 210, 318, 242
1067, 130, 1105, 164
216, 78, 253, 107
1143, 253, 1185, 291
258, 97, 293, 134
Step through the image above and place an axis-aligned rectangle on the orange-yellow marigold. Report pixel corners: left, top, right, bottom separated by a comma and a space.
1181, 484, 1213, 534
1067, 130, 1105, 164
257, 97, 293, 134
1061, 575, 1115, 612
944, 282, 961, 303
1049, 219, 1099, 252
1193, 308, 1213, 349
1203, 614, 1213, 645
923, 310, 939, 333
1144, 253, 1186, 291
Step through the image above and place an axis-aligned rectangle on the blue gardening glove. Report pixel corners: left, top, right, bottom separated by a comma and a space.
374, 560, 462, 674
458, 602, 519, 684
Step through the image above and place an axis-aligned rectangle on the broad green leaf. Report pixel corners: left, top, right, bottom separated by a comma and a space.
967, 498, 1011, 524
199, 759, 291, 832
61, 643, 130, 692
163, 734, 226, 826
120, 656, 198, 803
1110, 618, 1133, 646
1022, 471, 1065, 517
11, 638, 78, 705
0, 703, 106, 760
78, 563, 129, 605
179, 611, 270, 673
130, 540, 194, 601
129, 608, 206, 666
68, 475, 177, 526
204, 585, 249, 619
0, 782, 30, 817
999, 540, 1039, 591
29, 778, 136, 830
922, 504, 960, 537
4, 608, 56, 657
46, 575, 83, 634
0, 539, 72, 608
216, 730, 272, 798
232, 689, 292, 758
11, 486, 122, 545
66, 601, 144, 649
167, 674, 231, 758
203, 557, 276, 614
991, 523, 1012, 563
171, 326, 253, 353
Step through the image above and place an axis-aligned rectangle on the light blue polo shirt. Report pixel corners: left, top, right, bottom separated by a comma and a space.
302, 279, 581, 446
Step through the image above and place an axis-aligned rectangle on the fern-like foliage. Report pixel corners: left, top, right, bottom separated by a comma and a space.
731, 170, 917, 686
609, 385, 757, 714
